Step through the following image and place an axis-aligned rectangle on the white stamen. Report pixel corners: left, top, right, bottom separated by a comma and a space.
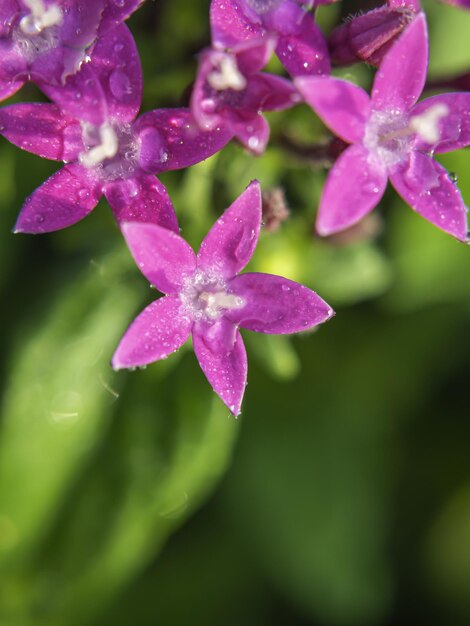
20, 0, 63, 35
409, 103, 449, 144
79, 124, 119, 169
199, 291, 245, 319
207, 55, 247, 91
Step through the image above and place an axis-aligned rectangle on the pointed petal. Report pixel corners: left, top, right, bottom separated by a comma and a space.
99, 0, 144, 35
121, 222, 197, 294
372, 13, 428, 112
210, 0, 263, 48
235, 36, 277, 75
134, 109, 233, 174
61, 0, 105, 48
244, 73, 299, 111
231, 112, 270, 154
275, 14, 330, 76
316, 144, 388, 235
40, 63, 107, 125
87, 23, 142, 123
105, 174, 179, 232
14, 163, 102, 234
193, 318, 247, 416
0, 103, 83, 161
390, 153, 468, 241
295, 76, 369, 143
411, 93, 470, 154
226, 273, 334, 333
112, 295, 192, 369
198, 181, 261, 278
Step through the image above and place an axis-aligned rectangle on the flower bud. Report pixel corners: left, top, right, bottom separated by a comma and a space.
328, 5, 416, 67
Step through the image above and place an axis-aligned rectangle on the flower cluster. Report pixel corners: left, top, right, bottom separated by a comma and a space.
1, 0, 469, 414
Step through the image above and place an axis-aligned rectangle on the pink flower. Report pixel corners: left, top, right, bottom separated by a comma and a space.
0, 24, 233, 234
191, 37, 298, 154
296, 14, 470, 241
0, 0, 143, 102
210, 0, 330, 77
112, 181, 334, 415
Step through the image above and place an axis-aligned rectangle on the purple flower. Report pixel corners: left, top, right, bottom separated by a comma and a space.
210, 0, 330, 77
112, 181, 334, 415
328, 4, 416, 67
191, 37, 299, 154
0, 0, 143, 102
0, 24, 233, 234
295, 14, 470, 241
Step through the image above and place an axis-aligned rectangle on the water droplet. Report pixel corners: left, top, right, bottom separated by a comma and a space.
114, 42, 124, 53
109, 70, 132, 101
78, 188, 89, 200
200, 98, 216, 114
248, 136, 259, 151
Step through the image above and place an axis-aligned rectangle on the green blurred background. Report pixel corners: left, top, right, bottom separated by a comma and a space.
1, 0, 470, 624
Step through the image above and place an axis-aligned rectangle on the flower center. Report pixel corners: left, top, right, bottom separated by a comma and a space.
180, 270, 245, 322
207, 54, 247, 92
19, 0, 62, 35
79, 122, 139, 181
364, 103, 449, 169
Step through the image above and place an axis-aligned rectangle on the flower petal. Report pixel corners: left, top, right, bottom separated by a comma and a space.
371, 13, 427, 112
99, 0, 144, 35
244, 73, 299, 111
134, 108, 233, 174
226, 273, 334, 332
275, 13, 330, 76
40, 63, 107, 125
235, 36, 277, 75
112, 295, 192, 369
14, 163, 102, 234
61, 0, 105, 48
193, 318, 247, 416
390, 153, 468, 241
198, 180, 262, 278
295, 76, 369, 143
120, 222, 197, 294
316, 144, 388, 235
411, 93, 470, 154
104, 174, 179, 232
87, 23, 142, 123
210, 0, 263, 48
0, 42, 26, 102
230, 112, 270, 154
0, 103, 83, 161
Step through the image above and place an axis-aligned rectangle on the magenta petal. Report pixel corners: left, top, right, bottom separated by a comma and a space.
275, 14, 330, 76
105, 175, 179, 232
198, 181, 261, 278
112, 295, 192, 369
226, 272, 334, 332
316, 144, 388, 235
295, 76, 369, 143
61, 0, 105, 47
411, 93, 470, 154
99, 0, 144, 35
244, 73, 299, 111
87, 23, 142, 123
210, 0, 263, 48
14, 163, 102, 234
231, 112, 270, 154
193, 318, 247, 416
121, 222, 197, 294
0, 43, 26, 102
390, 153, 468, 241
40, 64, 107, 125
236, 36, 277, 74
0, 103, 83, 161
134, 109, 233, 174
372, 13, 428, 112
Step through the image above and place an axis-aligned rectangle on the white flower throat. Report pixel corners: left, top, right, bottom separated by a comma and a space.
19, 0, 63, 35
180, 270, 245, 322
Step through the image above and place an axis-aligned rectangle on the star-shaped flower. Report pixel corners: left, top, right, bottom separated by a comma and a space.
210, 0, 330, 77
112, 181, 334, 415
0, 24, 233, 234
0, 0, 143, 102
296, 14, 470, 241
191, 37, 299, 154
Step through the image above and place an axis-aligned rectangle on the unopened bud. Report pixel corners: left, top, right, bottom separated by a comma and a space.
328, 5, 416, 67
